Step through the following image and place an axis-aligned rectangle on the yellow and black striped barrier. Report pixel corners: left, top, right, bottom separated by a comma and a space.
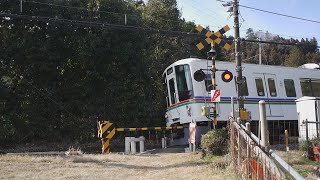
97, 121, 184, 154
116, 126, 183, 132
97, 121, 115, 154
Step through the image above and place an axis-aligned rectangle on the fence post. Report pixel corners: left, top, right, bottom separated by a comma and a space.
259, 100, 268, 179
246, 122, 251, 179
285, 130, 289, 151
230, 121, 236, 168
237, 122, 241, 166
259, 100, 268, 151
305, 119, 309, 142
231, 96, 234, 118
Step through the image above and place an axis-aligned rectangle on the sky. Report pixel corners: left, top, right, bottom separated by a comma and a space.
176, 0, 320, 41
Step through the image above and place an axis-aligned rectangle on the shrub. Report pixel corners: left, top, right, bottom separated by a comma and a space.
310, 137, 320, 147
200, 128, 229, 156
299, 140, 311, 151
299, 137, 320, 151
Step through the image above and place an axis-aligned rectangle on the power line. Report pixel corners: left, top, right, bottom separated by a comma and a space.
0, 13, 200, 37
23, 0, 185, 26
18, 1, 319, 44
240, 38, 318, 47
179, 0, 226, 26
1, 13, 319, 48
239, 4, 320, 24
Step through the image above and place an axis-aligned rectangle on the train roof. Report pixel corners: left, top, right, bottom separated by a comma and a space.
163, 57, 320, 74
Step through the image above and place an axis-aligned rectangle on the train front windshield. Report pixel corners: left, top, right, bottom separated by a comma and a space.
175, 65, 194, 101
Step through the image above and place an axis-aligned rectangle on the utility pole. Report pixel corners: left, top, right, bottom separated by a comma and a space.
233, 0, 244, 110
259, 38, 262, 64
259, 30, 262, 64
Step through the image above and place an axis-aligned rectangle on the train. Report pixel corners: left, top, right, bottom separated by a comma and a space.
163, 57, 320, 145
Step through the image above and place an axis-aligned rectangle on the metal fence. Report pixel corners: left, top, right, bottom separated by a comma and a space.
229, 119, 305, 180
300, 119, 320, 141
229, 119, 285, 179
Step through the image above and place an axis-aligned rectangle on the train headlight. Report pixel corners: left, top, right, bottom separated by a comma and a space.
221, 70, 233, 82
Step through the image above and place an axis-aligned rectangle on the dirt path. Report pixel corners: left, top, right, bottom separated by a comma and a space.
0, 148, 235, 180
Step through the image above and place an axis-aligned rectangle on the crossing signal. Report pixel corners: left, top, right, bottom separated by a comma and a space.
194, 70, 205, 82
221, 70, 233, 82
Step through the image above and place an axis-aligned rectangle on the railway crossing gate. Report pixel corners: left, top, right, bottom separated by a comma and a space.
97, 121, 115, 154
97, 120, 183, 154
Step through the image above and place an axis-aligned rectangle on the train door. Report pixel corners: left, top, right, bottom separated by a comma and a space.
166, 67, 177, 106
254, 73, 284, 117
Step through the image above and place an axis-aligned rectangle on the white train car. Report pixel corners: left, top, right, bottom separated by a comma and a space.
163, 57, 320, 144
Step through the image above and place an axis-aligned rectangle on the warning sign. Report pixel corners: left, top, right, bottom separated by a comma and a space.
211, 90, 221, 102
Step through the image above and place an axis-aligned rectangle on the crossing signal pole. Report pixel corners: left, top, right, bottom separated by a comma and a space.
195, 25, 234, 128
233, 0, 244, 111
207, 43, 217, 128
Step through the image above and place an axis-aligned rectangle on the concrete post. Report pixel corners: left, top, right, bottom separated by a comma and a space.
125, 137, 131, 155
130, 138, 136, 154
231, 96, 234, 118
139, 136, 145, 153
162, 138, 167, 149
259, 100, 268, 151
259, 100, 268, 179
192, 143, 196, 152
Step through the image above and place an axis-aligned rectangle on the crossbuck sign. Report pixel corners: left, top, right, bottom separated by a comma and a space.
211, 90, 221, 102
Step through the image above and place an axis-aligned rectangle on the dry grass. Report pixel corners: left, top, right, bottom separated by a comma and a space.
275, 150, 320, 179
0, 151, 236, 180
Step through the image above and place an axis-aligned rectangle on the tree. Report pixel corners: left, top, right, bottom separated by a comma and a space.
284, 46, 305, 67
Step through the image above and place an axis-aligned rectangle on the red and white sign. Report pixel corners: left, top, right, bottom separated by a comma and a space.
211, 90, 221, 102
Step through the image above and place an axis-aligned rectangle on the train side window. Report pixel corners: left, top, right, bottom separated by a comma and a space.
175, 65, 194, 101
284, 79, 296, 97
300, 78, 313, 96
169, 78, 176, 105
267, 78, 277, 97
255, 78, 265, 96
234, 76, 249, 96
312, 79, 320, 97
167, 67, 173, 75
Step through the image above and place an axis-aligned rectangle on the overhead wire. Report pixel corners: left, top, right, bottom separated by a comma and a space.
180, 0, 226, 25
239, 4, 320, 24
0, 13, 201, 36
21, 0, 318, 41
22, 0, 188, 28
0, 13, 319, 48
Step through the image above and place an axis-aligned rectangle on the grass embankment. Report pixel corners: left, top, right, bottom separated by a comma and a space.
275, 150, 319, 179
0, 151, 235, 180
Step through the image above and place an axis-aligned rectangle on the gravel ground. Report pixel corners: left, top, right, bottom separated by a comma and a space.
0, 147, 236, 180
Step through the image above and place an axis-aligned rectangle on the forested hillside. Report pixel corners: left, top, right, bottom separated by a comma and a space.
0, 0, 319, 144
